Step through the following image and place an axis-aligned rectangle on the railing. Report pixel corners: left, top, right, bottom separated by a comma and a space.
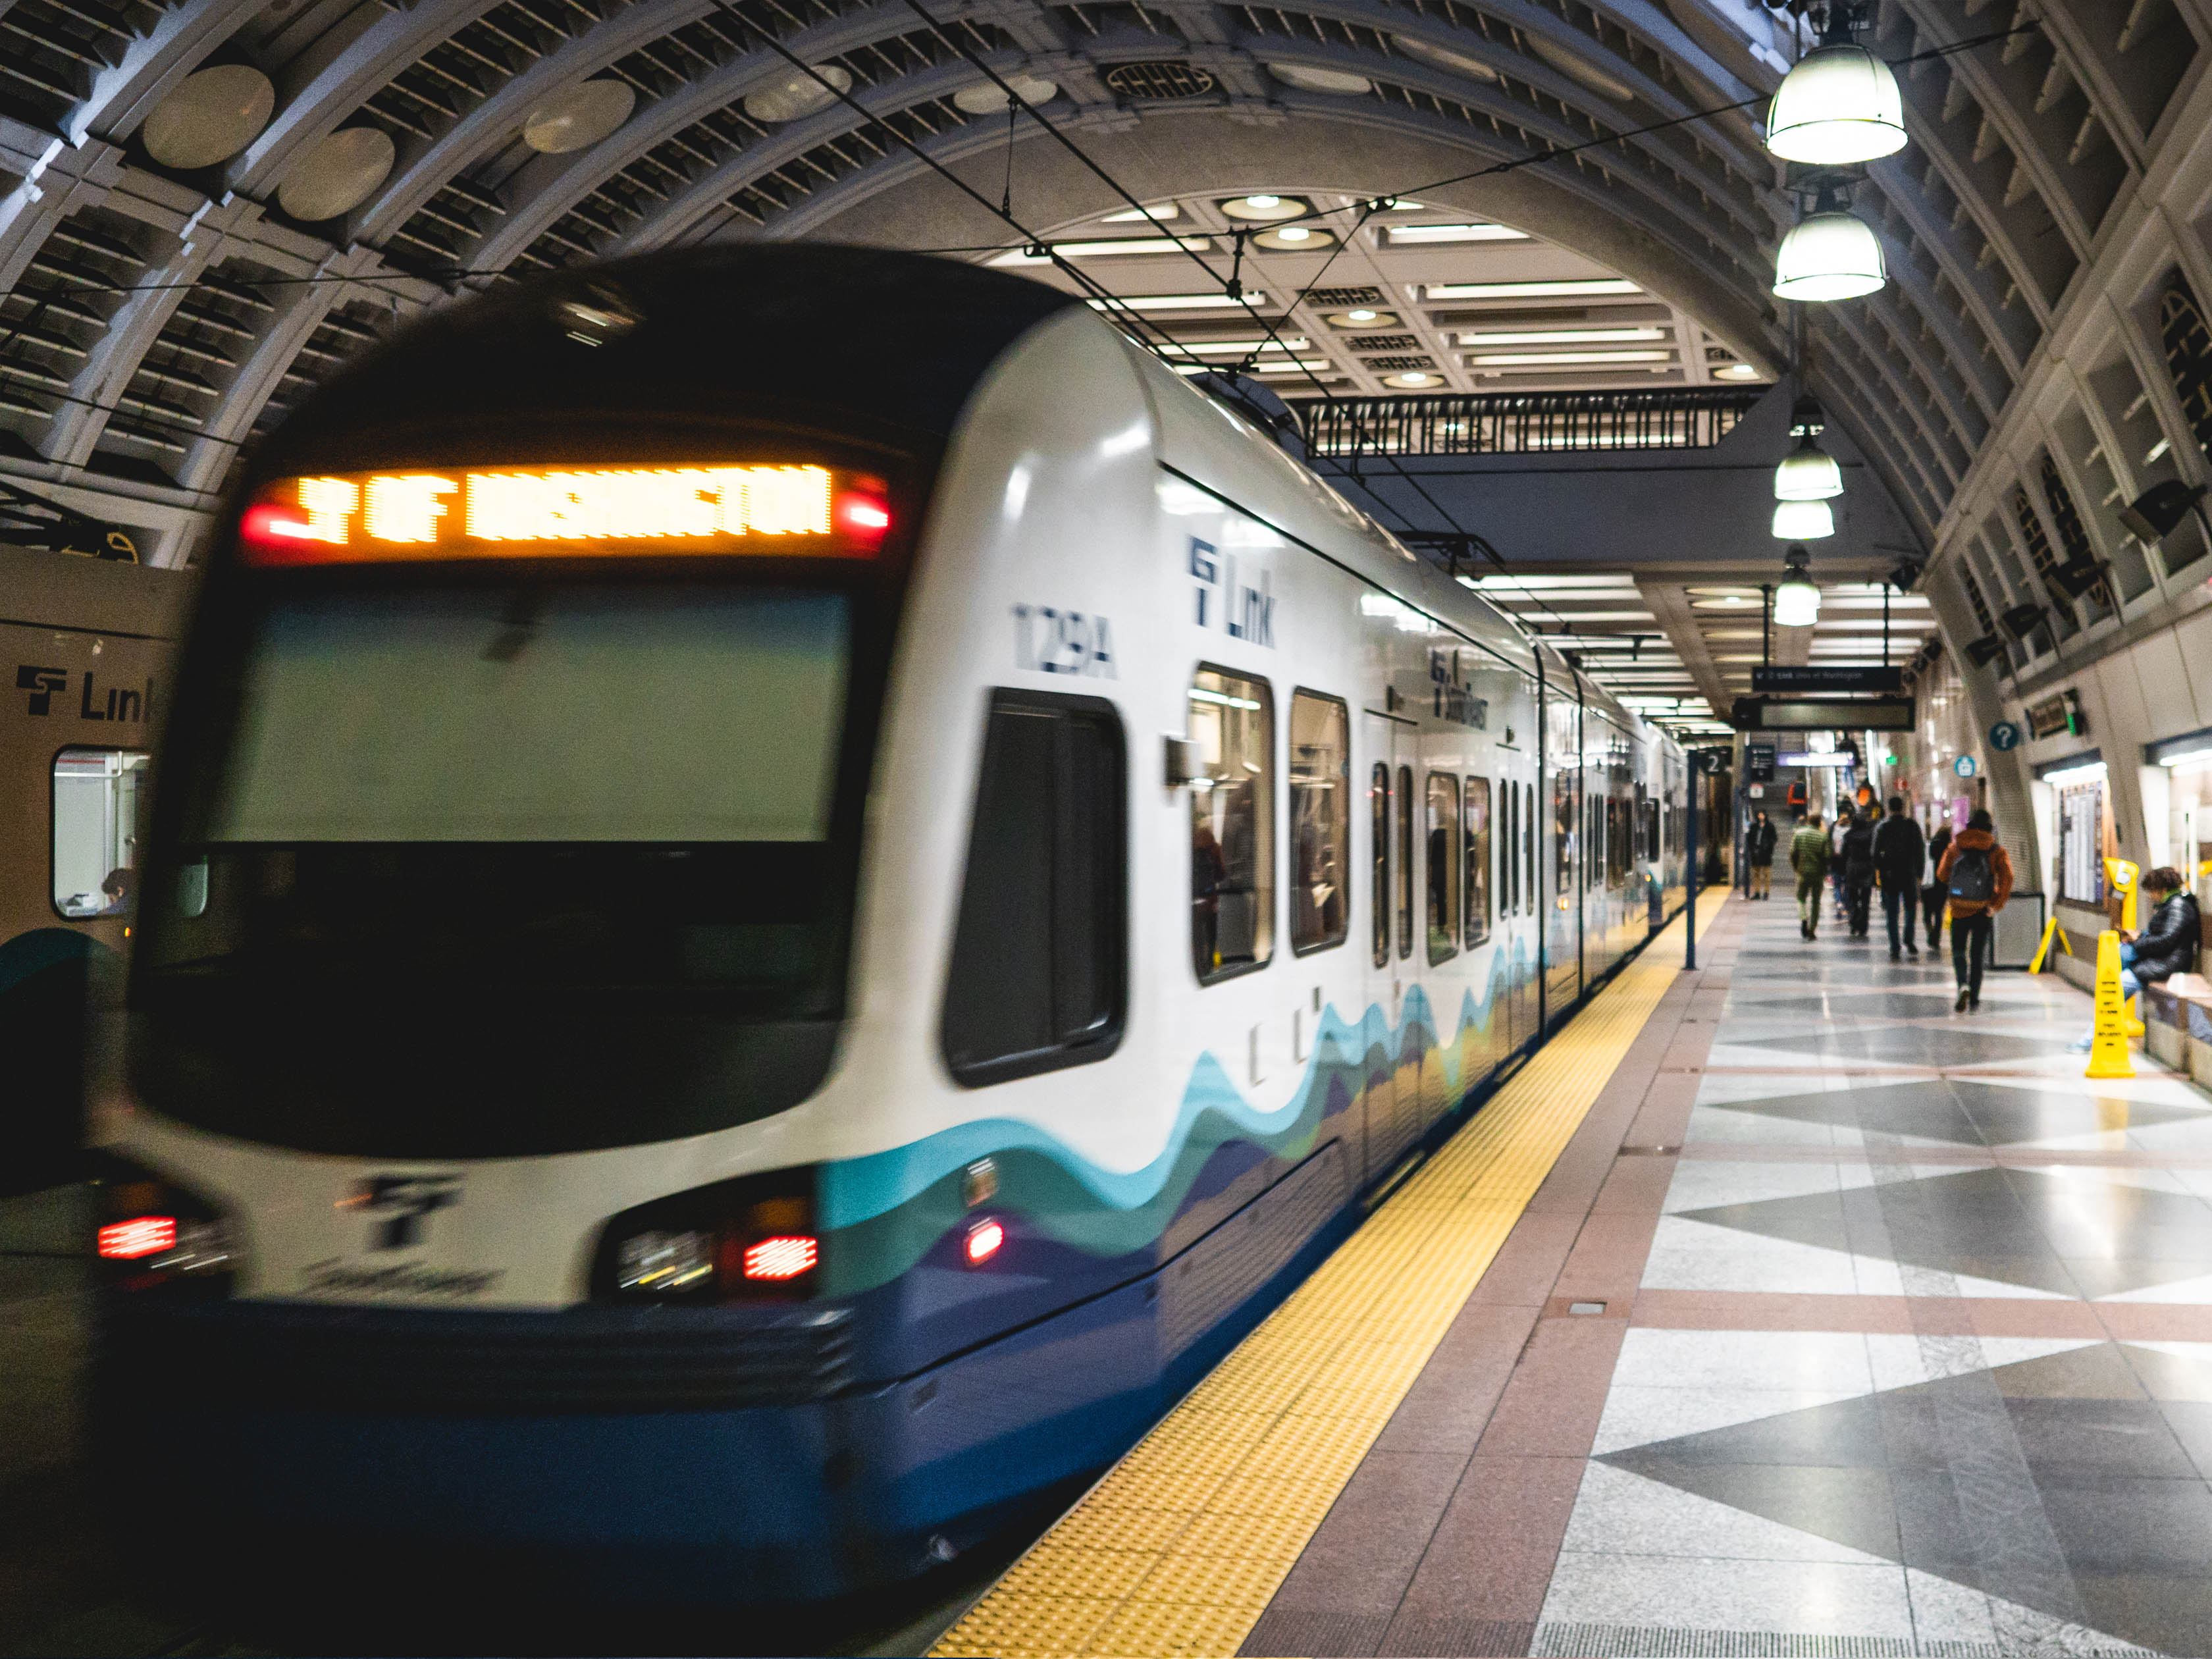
1290, 388, 1764, 458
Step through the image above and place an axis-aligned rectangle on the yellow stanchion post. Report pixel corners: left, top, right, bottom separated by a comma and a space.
2086, 929, 2136, 1080
2028, 914, 2063, 975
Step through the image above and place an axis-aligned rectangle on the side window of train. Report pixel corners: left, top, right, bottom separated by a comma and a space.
1425, 772, 1460, 965
1290, 691, 1349, 955
1464, 776, 1491, 947
1394, 764, 1413, 960
942, 690, 1126, 1087
53, 748, 150, 920
1523, 782, 1536, 909
1369, 764, 1390, 968
1190, 667, 1274, 983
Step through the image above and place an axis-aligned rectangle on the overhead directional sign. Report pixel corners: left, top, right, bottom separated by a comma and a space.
1733, 696, 1916, 731
1751, 665, 1905, 694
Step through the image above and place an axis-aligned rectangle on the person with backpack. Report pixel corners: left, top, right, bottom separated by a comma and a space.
1936, 808, 2013, 1011
1872, 796, 1926, 961
1922, 818, 1951, 952
1829, 812, 1852, 920
2070, 867, 2201, 1050
1790, 812, 1831, 941
1745, 810, 1778, 899
1840, 809, 1878, 939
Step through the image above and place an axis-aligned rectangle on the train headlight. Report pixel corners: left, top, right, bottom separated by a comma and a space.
592, 1169, 821, 1303
92, 1158, 240, 1295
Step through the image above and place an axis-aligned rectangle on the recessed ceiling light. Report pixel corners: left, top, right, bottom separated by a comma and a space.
1254, 226, 1334, 251
1386, 371, 1436, 387
1276, 224, 1311, 242
1221, 194, 1309, 222
1325, 309, 1401, 330
1717, 362, 1760, 379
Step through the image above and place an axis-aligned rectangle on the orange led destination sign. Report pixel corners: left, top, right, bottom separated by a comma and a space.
239, 465, 892, 564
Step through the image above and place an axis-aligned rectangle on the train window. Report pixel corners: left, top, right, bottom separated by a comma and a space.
1395, 764, 1413, 959
1464, 776, 1491, 946
1523, 782, 1535, 912
1502, 781, 1517, 917
943, 690, 1126, 1087
1370, 764, 1390, 968
1554, 774, 1575, 901
53, 749, 149, 919
1290, 692, 1349, 955
1191, 667, 1274, 982
1426, 773, 1460, 964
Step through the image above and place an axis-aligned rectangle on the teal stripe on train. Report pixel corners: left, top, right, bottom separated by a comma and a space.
815, 936, 1535, 1295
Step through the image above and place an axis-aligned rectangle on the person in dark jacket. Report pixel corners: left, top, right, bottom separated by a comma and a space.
1937, 809, 2013, 1012
1745, 811, 1778, 899
1923, 820, 1952, 950
1840, 809, 1878, 939
1872, 796, 1926, 961
2072, 868, 2201, 1049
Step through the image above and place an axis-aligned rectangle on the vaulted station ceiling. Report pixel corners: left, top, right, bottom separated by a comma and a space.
1, 0, 2208, 733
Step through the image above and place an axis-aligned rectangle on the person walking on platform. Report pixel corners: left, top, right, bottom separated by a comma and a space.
1841, 808, 1877, 939
1936, 808, 2013, 1012
1873, 796, 1926, 961
1829, 812, 1851, 920
2070, 867, 2201, 1050
1791, 812, 1831, 941
1745, 810, 1778, 900
1923, 818, 1951, 952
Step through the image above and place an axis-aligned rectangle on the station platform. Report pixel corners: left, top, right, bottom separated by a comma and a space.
937, 894, 2212, 1659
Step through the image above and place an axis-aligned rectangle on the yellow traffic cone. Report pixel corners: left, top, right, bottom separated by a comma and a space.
2086, 930, 2135, 1080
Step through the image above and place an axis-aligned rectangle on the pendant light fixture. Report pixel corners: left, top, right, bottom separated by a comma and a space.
1774, 545, 1822, 626
1773, 184, 1886, 302
1765, 5, 1904, 164
1772, 498, 1835, 539
1776, 400, 1844, 501
1775, 435, 1843, 500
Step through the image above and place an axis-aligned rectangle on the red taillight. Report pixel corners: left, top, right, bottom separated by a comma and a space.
964, 1218, 1005, 1265
741, 1234, 818, 1281
835, 491, 891, 548
99, 1215, 177, 1259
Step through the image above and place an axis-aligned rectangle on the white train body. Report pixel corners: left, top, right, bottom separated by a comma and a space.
95, 250, 1685, 1602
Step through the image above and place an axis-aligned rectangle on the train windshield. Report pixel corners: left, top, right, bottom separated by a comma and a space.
144, 580, 853, 999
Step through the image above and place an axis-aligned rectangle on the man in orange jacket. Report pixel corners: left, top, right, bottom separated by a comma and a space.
1935, 808, 2013, 1013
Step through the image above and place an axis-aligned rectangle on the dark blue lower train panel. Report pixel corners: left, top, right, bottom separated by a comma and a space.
97, 1173, 1361, 1602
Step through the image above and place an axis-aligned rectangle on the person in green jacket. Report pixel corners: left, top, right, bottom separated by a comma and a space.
1789, 812, 1831, 941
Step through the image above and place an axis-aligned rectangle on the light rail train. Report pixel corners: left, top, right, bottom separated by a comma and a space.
93, 247, 1686, 1603
0, 542, 186, 1194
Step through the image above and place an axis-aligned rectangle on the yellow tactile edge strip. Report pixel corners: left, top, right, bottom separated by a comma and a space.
930, 890, 1730, 1659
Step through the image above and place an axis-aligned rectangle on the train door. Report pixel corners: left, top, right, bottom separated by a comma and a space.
1545, 690, 1581, 1018
1362, 712, 1415, 1182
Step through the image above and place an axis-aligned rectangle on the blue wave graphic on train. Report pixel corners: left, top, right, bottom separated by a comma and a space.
821, 933, 1535, 1240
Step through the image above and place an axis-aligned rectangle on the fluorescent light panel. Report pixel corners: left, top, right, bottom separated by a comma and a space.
1469, 350, 1670, 365
1384, 223, 1529, 244
1458, 328, 1665, 346
1090, 292, 1271, 311
1421, 278, 1641, 300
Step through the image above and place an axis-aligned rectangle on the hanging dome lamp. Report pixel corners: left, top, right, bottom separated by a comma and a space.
1774, 182, 1887, 302
1775, 433, 1843, 501
1773, 544, 1822, 625
1764, 4, 1905, 164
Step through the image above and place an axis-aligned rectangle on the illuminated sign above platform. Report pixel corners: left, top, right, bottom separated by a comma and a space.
240, 465, 890, 563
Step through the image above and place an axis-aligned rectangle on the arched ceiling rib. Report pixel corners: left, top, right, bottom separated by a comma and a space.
0, 0, 2206, 589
